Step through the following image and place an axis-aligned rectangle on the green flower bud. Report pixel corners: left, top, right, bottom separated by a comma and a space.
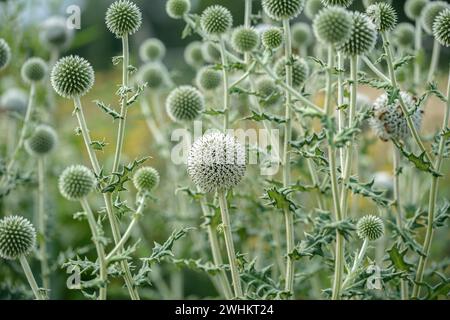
105, 0, 142, 38
196, 66, 222, 91
200, 5, 233, 36
166, 85, 204, 122
0, 216, 36, 260
59, 165, 96, 201
231, 26, 259, 53
356, 215, 384, 241
25, 125, 57, 156
21, 57, 48, 83
133, 166, 160, 192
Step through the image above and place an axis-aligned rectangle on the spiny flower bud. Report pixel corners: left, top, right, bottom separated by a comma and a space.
0, 216, 36, 260
139, 38, 166, 62
357, 215, 384, 241
59, 165, 96, 201
200, 5, 233, 36
138, 63, 168, 89
366, 3, 397, 32
261, 27, 283, 50
262, 0, 305, 21
405, 0, 429, 20
231, 26, 259, 53
184, 41, 206, 68
313, 6, 353, 46
25, 125, 57, 156
337, 12, 377, 56
370, 91, 423, 142
51, 55, 95, 98
305, 0, 324, 20
393, 23, 415, 48
105, 0, 142, 38
40, 16, 74, 49
421, 1, 449, 35
133, 166, 159, 192
255, 77, 282, 107
21, 57, 48, 83
321, 0, 353, 8
363, 0, 392, 8
202, 42, 221, 63
292, 22, 313, 48
0, 39, 11, 71
433, 9, 450, 47
275, 55, 309, 87
166, 0, 191, 19
196, 66, 222, 91
0, 88, 28, 114
166, 85, 204, 122
187, 131, 246, 193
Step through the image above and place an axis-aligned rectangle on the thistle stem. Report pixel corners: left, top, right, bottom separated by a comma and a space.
217, 190, 242, 298
219, 36, 230, 131
413, 21, 422, 86
19, 255, 45, 300
341, 238, 369, 291
37, 157, 50, 290
80, 198, 107, 300
337, 52, 346, 171
427, 40, 440, 84
140, 99, 165, 145
412, 67, 450, 299
361, 56, 390, 83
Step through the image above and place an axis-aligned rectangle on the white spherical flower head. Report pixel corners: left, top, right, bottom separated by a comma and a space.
40, 16, 74, 49
187, 132, 246, 193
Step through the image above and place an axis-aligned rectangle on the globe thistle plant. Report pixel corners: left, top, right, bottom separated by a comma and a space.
166, 0, 191, 19
25, 125, 57, 156
275, 55, 309, 87
433, 9, 450, 47
262, 0, 305, 21
105, 0, 142, 38
366, 3, 397, 32
58, 165, 96, 201
356, 215, 384, 241
231, 26, 260, 53
196, 66, 222, 91
292, 22, 313, 48
133, 167, 160, 193
21, 57, 48, 83
337, 12, 377, 56
139, 38, 166, 62
405, 0, 429, 20
393, 23, 415, 49
184, 41, 206, 68
166, 85, 204, 122
321, 0, 353, 8
200, 5, 233, 36
40, 16, 74, 50
421, 1, 449, 35
305, 0, 324, 20
313, 6, 353, 46
0, 38, 11, 71
261, 27, 283, 50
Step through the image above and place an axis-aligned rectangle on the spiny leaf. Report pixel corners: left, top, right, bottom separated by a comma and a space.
101, 157, 150, 193
346, 177, 390, 207
126, 82, 147, 106
433, 202, 450, 228
393, 141, 441, 177
262, 187, 299, 213
386, 244, 413, 273
241, 111, 286, 124
90, 139, 108, 151
394, 55, 414, 70
170, 258, 226, 276
112, 55, 123, 65
93, 100, 122, 120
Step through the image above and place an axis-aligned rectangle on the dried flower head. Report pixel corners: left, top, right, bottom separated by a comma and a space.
0, 216, 36, 260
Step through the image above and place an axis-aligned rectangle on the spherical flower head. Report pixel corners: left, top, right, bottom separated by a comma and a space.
51, 55, 95, 99
184, 41, 206, 68
40, 16, 74, 49
337, 12, 377, 56
187, 131, 246, 193
321, 0, 353, 8
357, 215, 384, 241
59, 165, 96, 201
202, 42, 221, 63
292, 22, 313, 48
393, 23, 415, 48
25, 125, 57, 156
0, 88, 28, 114
0, 216, 36, 260
200, 5, 233, 36
105, 0, 142, 38
405, 0, 429, 20
421, 1, 449, 35
255, 77, 282, 107
305, 0, 324, 20
231, 26, 259, 53
0, 38, 11, 71
363, 0, 392, 8
166, 0, 190, 19
261, 27, 284, 50
139, 38, 166, 62
433, 9, 450, 47
370, 91, 423, 142
366, 3, 397, 32
262, 0, 305, 21
21, 57, 48, 83
275, 55, 309, 87
313, 6, 353, 46
166, 85, 204, 122
196, 66, 222, 91
138, 63, 167, 89
133, 167, 159, 193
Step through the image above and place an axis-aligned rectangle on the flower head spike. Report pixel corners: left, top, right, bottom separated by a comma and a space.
139, 38, 166, 62
262, 0, 305, 21
0, 216, 36, 260
405, 0, 429, 20
433, 9, 450, 47
231, 26, 259, 53
0, 39, 11, 71
393, 23, 415, 49
200, 5, 233, 36
187, 131, 246, 193
25, 125, 57, 156
321, 0, 353, 8
133, 167, 160, 193
292, 22, 313, 48
366, 3, 397, 32
51, 55, 95, 99
184, 41, 206, 68
275, 55, 309, 87
59, 165, 96, 201
313, 6, 352, 46
421, 1, 449, 35
166, 86, 204, 122
40, 16, 74, 49
357, 215, 384, 241
262, 27, 283, 50
0, 88, 28, 114
305, 0, 324, 20
196, 66, 222, 91
337, 12, 377, 56
21, 57, 48, 83
166, 0, 191, 19
105, 0, 142, 38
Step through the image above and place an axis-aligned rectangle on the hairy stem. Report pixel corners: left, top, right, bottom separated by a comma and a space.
19, 255, 45, 300
219, 36, 230, 131
37, 157, 50, 290
341, 238, 369, 291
